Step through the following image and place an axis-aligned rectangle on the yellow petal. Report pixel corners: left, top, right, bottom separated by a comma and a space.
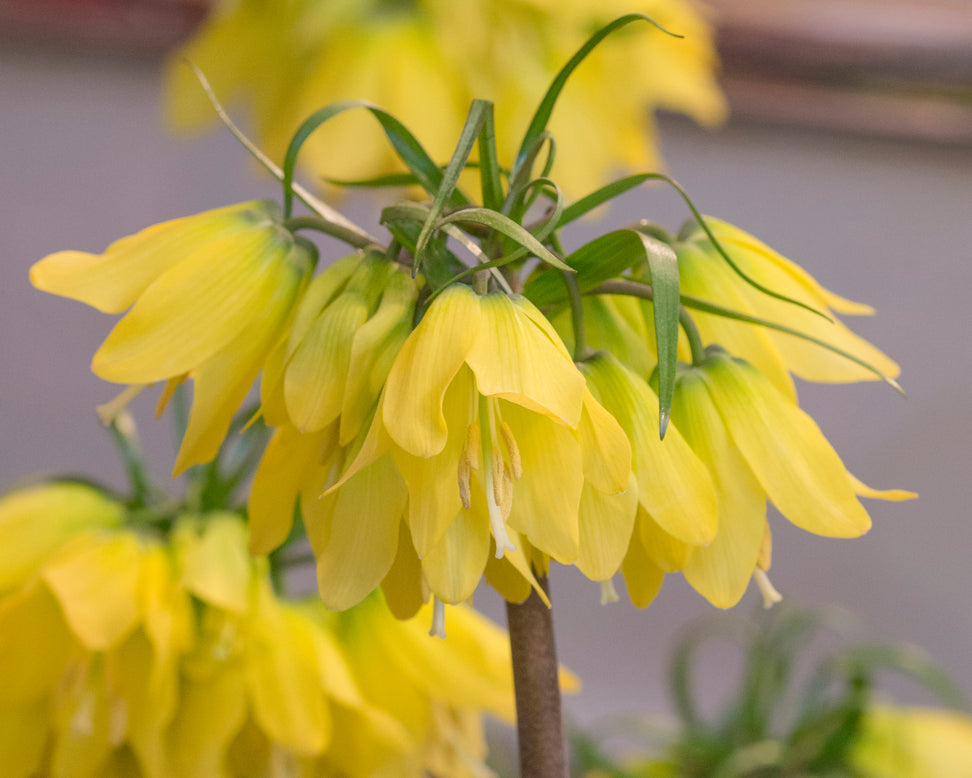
286, 293, 370, 432
42, 531, 141, 650
286, 254, 364, 353
852, 705, 972, 778
246, 584, 330, 755
674, 369, 768, 608
583, 354, 718, 545
677, 240, 795, 400
172, 250, 305, 474
484, 529, 549, 606
0, 482, 123, 593
621, 535, 665, 609
93, 226, 306, 383
701, 220, 899, 383
706, 218, 876, 316
166, 659, 248, 778
249, 424, 335, 555
29, 202, 267, 314
704, 354, 871, 538
49, 654, 116, 777
577, 387, 631, 495
394, 366, 474, 556
340, 271, 417, 445
0, 581, 72, 705
575, 474, 638, 581
422, 501, 491, 605
312, 453, 407, 611
380, 522, 427, 620
0, 701, 47, 778
636, 508, 693, 572
383, 283, 482, 457
175, 514, 252, 613
850, 473, 917, 502
503, 401, 583, 564
466, 293, 584, 426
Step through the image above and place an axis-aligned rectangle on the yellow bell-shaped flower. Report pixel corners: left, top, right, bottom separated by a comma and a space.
30, 201, 314, 474
652, 347, 914, 609
260, 251, 418, 445
0, 485, 517, 777
675, 218, 901, 399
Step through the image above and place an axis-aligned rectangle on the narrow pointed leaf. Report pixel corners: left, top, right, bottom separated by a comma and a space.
512, 14, 678, 183
281, 99, 469, 218
438, 207, 571, 271
415, 100, 492, 276
636, 231, 680, 436
477, 104, 504, 210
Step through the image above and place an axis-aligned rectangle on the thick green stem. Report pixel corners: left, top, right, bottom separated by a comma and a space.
506, 575, 568, 778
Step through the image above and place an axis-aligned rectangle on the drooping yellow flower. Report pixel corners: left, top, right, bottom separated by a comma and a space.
165, 0, 725, 194
0, 485, 515, 777
259, 250, 418, 445
251, 284, 632, 612
851, 705, 972, 778
639, 347, 914, 609
29, 201, 313, 474
674, 217, 901, 399
576, 352, 716, 592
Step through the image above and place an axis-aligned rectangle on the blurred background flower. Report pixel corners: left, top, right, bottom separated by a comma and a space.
163, 0, 727, 194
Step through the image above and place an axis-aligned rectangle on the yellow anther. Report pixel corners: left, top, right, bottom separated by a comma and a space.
458, 457, 472, 510
499, 420, 522, 479
463, 421, 481, 471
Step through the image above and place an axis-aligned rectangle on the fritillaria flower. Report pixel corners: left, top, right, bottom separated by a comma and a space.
29, 201, 314, 474
0, 484, 517, 777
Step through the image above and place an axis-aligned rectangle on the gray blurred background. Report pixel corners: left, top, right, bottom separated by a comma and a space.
2, 0, 971, 732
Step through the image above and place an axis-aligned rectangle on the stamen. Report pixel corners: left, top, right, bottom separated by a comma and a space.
458, 457, 472, 510
757, 525, 773, 571
481, 396, 515, 558
753, 568, 783, 609
96, 384, 145, 426
499, 464, 514, 518
491, 447, 505, 507
463, 422, 480, 471
155, 374, 187, 418
429, 597, 446, 638
499, 420, 522, 479
600, 579, 620, 605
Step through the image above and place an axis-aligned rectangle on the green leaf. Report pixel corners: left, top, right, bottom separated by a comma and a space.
438, 207, 571, 271
636, 231, 680, 437
477, 104, 504, 211
524, 230, 646, 308
560, 172, 830, 321
281, 99, 470, 218
380, 207, 466, 291
414, 99, 492, 276
511, 14, 679, 186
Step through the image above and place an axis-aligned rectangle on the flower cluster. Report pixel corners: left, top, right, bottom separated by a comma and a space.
0, 482, 520, 777
30, 14, 914, 624
164, 0, 725, 194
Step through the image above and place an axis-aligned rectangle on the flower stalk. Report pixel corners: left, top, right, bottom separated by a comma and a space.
506, 575, 569, 778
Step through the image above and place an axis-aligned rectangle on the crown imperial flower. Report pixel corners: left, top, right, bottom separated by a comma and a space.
29, 201, 314, 474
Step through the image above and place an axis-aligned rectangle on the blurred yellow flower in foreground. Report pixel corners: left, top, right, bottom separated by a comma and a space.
0, 483, 517, 777
29, 201, 314, 475
851, 705, 972, 778
165, 0, 726, 194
